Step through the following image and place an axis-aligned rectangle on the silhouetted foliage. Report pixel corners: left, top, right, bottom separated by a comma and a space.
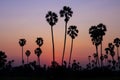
36, 37, 43, 47
114, 38, 120, 66
0, 51, 7, 68
34, 48, 42, 66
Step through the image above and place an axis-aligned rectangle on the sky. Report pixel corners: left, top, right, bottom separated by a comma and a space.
0, 0, 120, 67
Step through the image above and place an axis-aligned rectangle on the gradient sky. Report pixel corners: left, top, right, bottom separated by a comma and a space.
0, 0, 120, 67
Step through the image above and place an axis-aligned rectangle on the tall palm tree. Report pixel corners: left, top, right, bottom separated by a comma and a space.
67, 25, 79, 67
34, 48, 42, 66
60, 6, 73, 65
25, 50, 31, 64
97, 23, 107, 67
0, 51, 7, 68
36, 37, 43, 48
46, 11, 58, 63
19, 39, 26, 66
89, 26, 101, 67
113, 38, 120, 64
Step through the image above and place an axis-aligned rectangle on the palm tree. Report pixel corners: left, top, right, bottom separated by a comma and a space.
34, 48, 42, 66
46, 11, 58, 63
0, 51, 7, 68
97, 23, 107, 67
67, 25, 79, 67
25, 50, 31, 64
89, 26, 101, 67
60, 6, 73, 65
108, 43, 116, 68
105, 48, 109, 66
36, 37, 43, 48
19, 39, 26, 66
104, 54, 108, 66
113, 38, 120, 64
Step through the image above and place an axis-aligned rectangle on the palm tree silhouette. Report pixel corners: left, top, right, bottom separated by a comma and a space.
34, 47, 42, 66
105, 48, 109, 66
89, 26, 101, 67
19, 39, 26, 66
104, 54, 108, 66
108, 43, 116, 68
0, 51, 7, 68
25, 50, 31, 64
97, 23, 107, 67
46, 11, 58, 63
60, 6, 73, 65
36, 37, 43, 48
113, 38, 120, 65
67, 25, 79, 67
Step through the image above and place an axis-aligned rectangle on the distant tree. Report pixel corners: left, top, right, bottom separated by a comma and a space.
19, 39, 26, 66
60, 6, 73, 65
89, 26, 101, 67
108, 43, 116, 69
34, 48, 42, 66
97, 23, 107, 67
104, 54, 108, 66
88, 56, 91, 64
25, 50, 31, 64
46, 11, 58, 63
113, 38, 120, 65
36, 37, 43, 48
67, 25, 79, 67
105, 48, 109, 66
0, 51, 7, 68
93, 53, 98, 67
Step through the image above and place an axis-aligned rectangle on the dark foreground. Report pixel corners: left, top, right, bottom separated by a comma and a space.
0, 65, 120, 80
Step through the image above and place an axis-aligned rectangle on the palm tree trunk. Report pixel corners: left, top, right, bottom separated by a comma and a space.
96, 45, 100, 67
68, 39, 73, 67
51, 26, 55, 63
38, 57, 40, 66
62, 22, 67, 65
27, 57, 28, 64
22, 47, 24, 66
101, 42, 103, 67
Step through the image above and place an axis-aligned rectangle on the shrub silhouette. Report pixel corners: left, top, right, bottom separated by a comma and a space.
0, 51, 7, 68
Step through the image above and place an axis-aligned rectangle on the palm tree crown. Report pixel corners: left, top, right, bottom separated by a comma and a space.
34, 48, 42, 58
114, 38, 120, 47
36, 37, 43, 47
19, 39, 26, 47
89, 26, 101, 46
25, 50, 31, 57
67, 25, 79, 39
60, 6, 73, 23
46, 11, 58, 27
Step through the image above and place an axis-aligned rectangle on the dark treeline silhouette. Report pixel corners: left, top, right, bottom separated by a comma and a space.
0, 6, 120, 79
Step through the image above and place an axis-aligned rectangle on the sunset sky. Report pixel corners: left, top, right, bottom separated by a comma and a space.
0, 0, 120, 67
